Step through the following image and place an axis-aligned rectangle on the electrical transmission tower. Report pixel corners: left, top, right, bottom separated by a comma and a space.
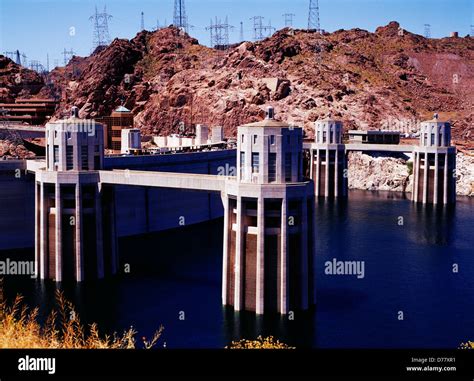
250, 16, 264, 40
62, 48, 75, 66
89, 6, 112, 50
15, 50, 21, 65
174, 0, 189, 33
156, 19, 168, 31
3, 51, 16, 61
283, 13, 295, 27
250, 16, 275, 41
240, 21, 244, 41
470, 25, 474, 36
29, 60, 46, 73
267, 20, 276, 37
206, 17, 234, 50
141, 11, 145, 31
3, 51, 27, 67
424, 24, 431, 38
308, 0, 320, 32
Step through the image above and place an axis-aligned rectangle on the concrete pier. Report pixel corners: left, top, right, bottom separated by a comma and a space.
309, 118, 347, 198
412, 114, 456, 204
222, 107, 315, 314
35, 107, 117, 281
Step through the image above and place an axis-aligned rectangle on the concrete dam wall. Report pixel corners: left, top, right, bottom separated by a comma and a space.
0, 150, 236, 251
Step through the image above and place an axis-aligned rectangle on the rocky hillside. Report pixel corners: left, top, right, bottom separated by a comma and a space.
0, 56, 44, 102
38, 22, 473, 142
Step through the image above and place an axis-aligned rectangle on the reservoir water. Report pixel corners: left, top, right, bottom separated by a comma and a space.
2, 191, 473, 348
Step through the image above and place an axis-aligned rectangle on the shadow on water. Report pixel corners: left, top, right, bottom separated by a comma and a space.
222, 306, 315, 348
409, 203, 456, 246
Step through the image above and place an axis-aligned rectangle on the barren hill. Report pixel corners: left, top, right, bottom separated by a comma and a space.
4, 21, 474, 143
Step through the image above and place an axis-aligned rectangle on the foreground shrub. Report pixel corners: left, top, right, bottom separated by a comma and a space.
0, 290, 162, 349
227, 336, 294, 349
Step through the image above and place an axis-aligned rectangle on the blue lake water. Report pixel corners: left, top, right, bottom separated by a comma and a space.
2, 190, 473, 348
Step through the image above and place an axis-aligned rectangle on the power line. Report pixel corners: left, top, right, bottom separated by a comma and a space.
283, 13, 295, 27
89, 5, 112, 50
308, 0, 320, 32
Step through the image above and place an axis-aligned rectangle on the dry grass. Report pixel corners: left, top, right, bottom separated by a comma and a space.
0, 289, 163, 349
227, 335, 294, 349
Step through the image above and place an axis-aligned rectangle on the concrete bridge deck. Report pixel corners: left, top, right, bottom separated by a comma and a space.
345, 143, 414, 153
99, 169, 228, 192
303, 142, 414, 154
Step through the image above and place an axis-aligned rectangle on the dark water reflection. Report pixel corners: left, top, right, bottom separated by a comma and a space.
1, 191, 473, 348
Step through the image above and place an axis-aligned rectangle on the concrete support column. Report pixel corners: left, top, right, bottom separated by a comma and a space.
309, 150, 314, 180
412, 152, 418, 202
96, 184, 104, 279
451, 153, 456, 203
280, 197, 289, 314
342, 149, 349, 196
423, 152, 428, 204
221, 195, 229, 305
234, 196, 244, 311
300, 198, 309, 310
434, 152, 439, 204
335, 148, 339, 197
315, 149, 321, 196
324, 148, 330, 197
109, 187, 118, 275
256, 196, 265, 314
443, 153, 448, 205
34, 182, 39, 279
39, 182, 47, 279
310, 196, 317, 305
75, 184, 84, 282
54, 183, 62, 282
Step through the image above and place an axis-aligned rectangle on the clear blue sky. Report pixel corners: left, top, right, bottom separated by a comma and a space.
0, 0, 472, 70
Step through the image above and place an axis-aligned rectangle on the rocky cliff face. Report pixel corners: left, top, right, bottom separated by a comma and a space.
456, 153, 474, 196
0, 56, 44, 102
348, 152, 413, 192
348, 152, 473, 196
36, 21, 473, 142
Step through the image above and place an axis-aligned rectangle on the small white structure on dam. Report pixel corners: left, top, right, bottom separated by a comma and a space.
195, 124, 209, 146
221, 106, 315, 314
121, 128, 141, 155
151, 126, 225, 149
